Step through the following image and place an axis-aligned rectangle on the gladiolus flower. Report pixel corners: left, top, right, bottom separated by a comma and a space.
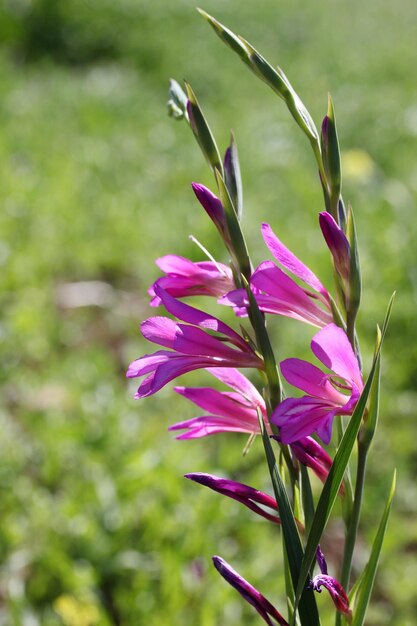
148, 255, 234, 306
127, 287, 262, 398
271, 323, 363, 444
212, 556, 289, 626
220, 223, 333, 327
308, 575, 351, 618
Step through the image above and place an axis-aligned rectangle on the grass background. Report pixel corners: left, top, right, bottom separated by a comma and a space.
0, 0, 416, 624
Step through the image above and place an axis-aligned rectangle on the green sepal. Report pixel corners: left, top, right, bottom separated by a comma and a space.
214, 170, 250, 279
258, 411, 321, 626
293, 294, 394, 614
167, 79, 188, 120
184, 82, 224, 175
224, 132, 243, 221
321, 95, 342, 219
351, 470, 396, 626
346, 204, 362, 326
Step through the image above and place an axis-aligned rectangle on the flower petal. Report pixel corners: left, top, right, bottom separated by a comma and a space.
207, 368, 265, 408
271, 396, 338, 444
261, 223, 328, 297
155, 285, 250, 350
281, 358, 346, 404
311, 323, 363, 391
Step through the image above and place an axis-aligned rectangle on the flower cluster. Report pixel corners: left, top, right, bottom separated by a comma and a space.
132, 12, 393, 625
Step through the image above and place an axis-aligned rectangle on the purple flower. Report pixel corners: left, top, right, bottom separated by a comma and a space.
127, 287, 262, 398
148, 255, 234, 306
170, 367, 267, 438
185, 473, 282, 524
271, 323, 363, 444
308, 575, 351, 618
219, 223, 333, 327
212, 556, 289, 626
319, 212, 350, 280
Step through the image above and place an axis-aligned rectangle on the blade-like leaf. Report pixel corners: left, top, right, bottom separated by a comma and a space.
258, 412, 321, 626
352, 471, 396, 626
293, 294, 395, 612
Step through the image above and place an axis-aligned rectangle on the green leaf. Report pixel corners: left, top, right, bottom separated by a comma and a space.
351, 470, 396, 626
224, 132, 243, 221
184, 82, 223, 175
293, 294, 395, 613
258, 412, 321, 626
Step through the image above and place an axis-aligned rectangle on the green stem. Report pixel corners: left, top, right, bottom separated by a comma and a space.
335, 442, 368, 626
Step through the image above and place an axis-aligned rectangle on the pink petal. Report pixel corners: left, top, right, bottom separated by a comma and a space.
271, 396, 337, 444
311, 324, 363, 391
135, 354, 220, 397
126, 350, 174, 378
280, 358, 346, 404
207, 368, 265, 407
169, 415, 258, 438
140, 317, 178, 348
155, 285, 249, 350
261, 223, 328, 297
174, 386, 256, 420
155, 254, 199, 275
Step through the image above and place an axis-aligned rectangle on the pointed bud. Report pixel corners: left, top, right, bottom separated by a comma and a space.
321, 95, 342, 220
197, 9, 251, 66
224, 133, 243, 221
185, 82, 223, 175
319, 211, 350, 280
185, 472, 282, 524
167, 79, 188, 120
212, 556, 289, 625
191, 182, 229, 241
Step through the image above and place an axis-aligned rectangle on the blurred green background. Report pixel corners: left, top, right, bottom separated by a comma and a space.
0, 1, 416, 624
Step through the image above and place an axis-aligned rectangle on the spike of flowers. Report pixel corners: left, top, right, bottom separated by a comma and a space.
212, 556, 289, 626
127, 287, 262, 398
307, 575, 351, 618
148, 255, 234, 305
219, 223, 333, 327
271, 323, 363, 444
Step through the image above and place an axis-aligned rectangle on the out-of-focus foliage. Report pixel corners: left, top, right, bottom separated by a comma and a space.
0, 0, 416, 624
